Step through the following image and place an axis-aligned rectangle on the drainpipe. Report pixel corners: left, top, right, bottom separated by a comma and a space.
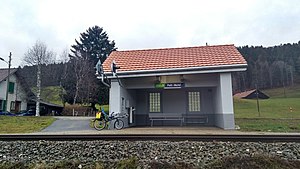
6, 54, 11, 112
95, 59, 110, 88
100, 74, 110, 88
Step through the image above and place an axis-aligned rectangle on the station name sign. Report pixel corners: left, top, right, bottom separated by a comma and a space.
155, 83, 185, 89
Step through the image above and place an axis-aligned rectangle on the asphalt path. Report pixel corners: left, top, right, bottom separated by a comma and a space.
41, 116, 94, 132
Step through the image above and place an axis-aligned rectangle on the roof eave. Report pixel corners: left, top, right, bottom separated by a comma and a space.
0, 69, 18, 83
105, 64, 247, 78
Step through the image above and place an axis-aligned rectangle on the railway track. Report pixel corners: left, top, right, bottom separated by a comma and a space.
1, 134, 300, 142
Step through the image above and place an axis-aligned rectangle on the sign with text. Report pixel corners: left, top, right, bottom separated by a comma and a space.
155, 83, 185, 89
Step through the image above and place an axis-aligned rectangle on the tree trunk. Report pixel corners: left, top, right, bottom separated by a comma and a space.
268, 68, 273, 88
290, 67, 294, 86
73, 59, 80, 105
36, 64, 41, 116
241, 73, 246, 91
73, 80, 79, 105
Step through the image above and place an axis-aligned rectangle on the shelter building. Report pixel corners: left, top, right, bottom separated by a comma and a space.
102, 44, 247, 129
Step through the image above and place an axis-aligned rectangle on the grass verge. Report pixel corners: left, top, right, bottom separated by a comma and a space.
0, 116, 56, 134
1, 155, 300, 169
0, 157, 137, 169
235, 118, 300, 132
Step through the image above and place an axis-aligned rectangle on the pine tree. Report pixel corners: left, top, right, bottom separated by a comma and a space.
68, 26, 116, 105
70, 25, 116, 64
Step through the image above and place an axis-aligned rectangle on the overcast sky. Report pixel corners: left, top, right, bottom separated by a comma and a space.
1, 0, 300, 68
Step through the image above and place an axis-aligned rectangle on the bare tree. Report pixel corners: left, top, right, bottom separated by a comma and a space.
69, 51, 93, 104
59, 48, 70, 63
23, 40, 55, 116
58, 48, 70, 106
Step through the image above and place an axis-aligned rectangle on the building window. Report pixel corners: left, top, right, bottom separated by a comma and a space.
10, 101, 15, 111
188, 91, 201, 112
8, 82, 15, 94
149, 92, 161, 112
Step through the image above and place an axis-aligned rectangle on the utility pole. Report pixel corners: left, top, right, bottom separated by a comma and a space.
5, 52, 11, 112
255, 84, 260, 117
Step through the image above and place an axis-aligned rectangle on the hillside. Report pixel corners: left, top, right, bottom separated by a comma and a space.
31, 86, 64, 106
263, 85, 300, 98
234, 42, 300, 92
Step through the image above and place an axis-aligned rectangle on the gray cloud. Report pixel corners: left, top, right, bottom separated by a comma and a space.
1, 0, 300, 68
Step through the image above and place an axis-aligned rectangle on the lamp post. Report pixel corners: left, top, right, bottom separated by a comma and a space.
0, 52, 12, 112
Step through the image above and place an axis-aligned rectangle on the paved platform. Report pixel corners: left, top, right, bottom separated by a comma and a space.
36, 126, 237, 135
30, 116, 300, 135
37, 127, 300, 136
40, 116, 94, 133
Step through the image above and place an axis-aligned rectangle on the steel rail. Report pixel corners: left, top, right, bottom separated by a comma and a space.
1, 134, 300, 142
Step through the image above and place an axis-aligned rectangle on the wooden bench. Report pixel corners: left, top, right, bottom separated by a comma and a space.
183, 114, 208, 124
149, 113, 184, 126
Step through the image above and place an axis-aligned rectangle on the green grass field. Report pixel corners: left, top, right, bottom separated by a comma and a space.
0, 116, 55, 133
264, 85, 300, 98
234, 98, 300, 118
235, 118, 300, 132
234, 85, 300, 132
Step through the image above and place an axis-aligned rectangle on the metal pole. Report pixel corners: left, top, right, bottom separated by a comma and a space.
255, 84, 260, 117
5, 52, 11, 112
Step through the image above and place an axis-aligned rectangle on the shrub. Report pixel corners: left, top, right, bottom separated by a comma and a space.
0, 161, 28, 169
149, 161, 195, 169
116, 157, 138, 169
62, 104, 94, 116
207, 154, 300, 169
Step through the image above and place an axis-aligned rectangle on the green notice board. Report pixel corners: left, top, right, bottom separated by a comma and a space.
155, 83, 165, 88
154, 83, 184, 89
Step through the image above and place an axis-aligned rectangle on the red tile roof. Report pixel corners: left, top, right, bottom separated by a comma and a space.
233, 89, 256, 98
103, 44, 246, 73
234, 89, 269, 99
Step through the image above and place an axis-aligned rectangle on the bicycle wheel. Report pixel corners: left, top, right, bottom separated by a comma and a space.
114, 119, 124, 130
94, 119, 106, 131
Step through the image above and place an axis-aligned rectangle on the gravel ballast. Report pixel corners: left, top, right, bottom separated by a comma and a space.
1, 140, 300, 167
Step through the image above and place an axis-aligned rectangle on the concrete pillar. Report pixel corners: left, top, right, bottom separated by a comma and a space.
108, 80, 121, 129
215, 73, 235, 129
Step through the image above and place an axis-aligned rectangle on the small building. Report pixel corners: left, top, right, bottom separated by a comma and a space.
0, 68, 31, 112
27, 99, 64, 116
234, 89, 269, 99
102, 44, 247, 129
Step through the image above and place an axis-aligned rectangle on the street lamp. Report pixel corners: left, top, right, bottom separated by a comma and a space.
0, 52, 12, 112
